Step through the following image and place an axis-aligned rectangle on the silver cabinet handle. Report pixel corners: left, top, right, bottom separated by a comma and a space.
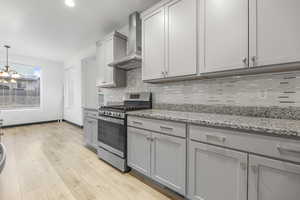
205, 134, 226, 143
251, 56, 257, 63
161, 71, 168, 77
132, 121, 143, 125
146, 136, 153, 141
242, 57, 248, 65
277, 144, 300, 154
160, 126, 173, 131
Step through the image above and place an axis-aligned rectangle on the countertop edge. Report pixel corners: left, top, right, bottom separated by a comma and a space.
127, 111, 300, 140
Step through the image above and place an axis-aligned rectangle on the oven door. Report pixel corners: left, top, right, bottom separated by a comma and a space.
98, 116, 126, 158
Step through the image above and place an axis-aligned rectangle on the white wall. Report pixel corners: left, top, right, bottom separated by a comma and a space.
62, 26, 128, 126
0, 54, 64, 126
63, 45, 96, 126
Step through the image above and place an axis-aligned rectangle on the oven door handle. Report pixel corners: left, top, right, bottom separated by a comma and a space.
98, 116, 124, 125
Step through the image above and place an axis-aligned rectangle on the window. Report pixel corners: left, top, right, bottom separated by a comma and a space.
0, 62, 41, 109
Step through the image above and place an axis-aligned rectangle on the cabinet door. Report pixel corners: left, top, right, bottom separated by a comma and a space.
249, 155, 300, 200
142, 8, 165, 80
127, 127, 151, 176
96, 43, 106, 85
249, 0, 300, 67
201, 0, 249, 73
151, 132, 186, 195
188, 141, 247, 200
90, 119, 98, 149
165, 0, 197, 77
83, 118, 93, 146
104, 38, 114, 85
82, 58, 98, 109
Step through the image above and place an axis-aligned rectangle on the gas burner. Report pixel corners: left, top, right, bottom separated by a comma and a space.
99, 92, 152, 119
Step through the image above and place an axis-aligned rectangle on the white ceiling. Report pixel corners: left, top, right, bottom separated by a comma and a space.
0, 0, 160, 62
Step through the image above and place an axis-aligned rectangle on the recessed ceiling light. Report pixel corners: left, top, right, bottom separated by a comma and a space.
65, 0, 75, 7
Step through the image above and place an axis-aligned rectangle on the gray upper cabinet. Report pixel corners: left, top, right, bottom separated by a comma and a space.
151, 132, 186, 195
142, 8, 165, 80
165, 0, 197, 78
96, 31, 127, 88
82, 57, 98, 109
142, 0, 197, 81
249, 155, 300, 200
249, 0, 300, 68
141, 0, 300, 80
199, 0, 249, 73
188, 141, 247, 200
127, 127, 151, 176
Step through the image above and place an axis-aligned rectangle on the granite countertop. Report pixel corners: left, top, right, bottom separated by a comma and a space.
127, 109, 300, 138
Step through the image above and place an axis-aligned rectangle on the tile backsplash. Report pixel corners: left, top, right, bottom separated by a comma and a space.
100, 68, 300, 108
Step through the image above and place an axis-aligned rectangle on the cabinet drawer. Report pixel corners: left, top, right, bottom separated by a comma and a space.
190, 125, 300, 163
84, 110, 98, 119
128, 116, 186, 138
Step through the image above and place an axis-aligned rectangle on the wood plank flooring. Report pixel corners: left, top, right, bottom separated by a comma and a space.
0, 122, 180, 200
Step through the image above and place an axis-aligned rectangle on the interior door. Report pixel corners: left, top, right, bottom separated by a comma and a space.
165, 0, 197, 77
188, 141, 248, 200
142, 8, 165, 80
249, 155, 300, 200
249, 0, 300, 67
127, 127, 151, 176
151, 132, 186, 195
201, 0, 249, 73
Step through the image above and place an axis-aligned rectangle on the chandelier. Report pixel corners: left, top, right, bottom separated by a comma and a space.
0, 45, 20, 82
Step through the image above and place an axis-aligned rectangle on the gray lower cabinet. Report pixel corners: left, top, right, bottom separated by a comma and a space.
127, 127, 186, 195
188, 141, 248, 200
127, 127, 151, 176
151, 132, 186, 195
84, 117, 98, 149
249, 155, 300, 200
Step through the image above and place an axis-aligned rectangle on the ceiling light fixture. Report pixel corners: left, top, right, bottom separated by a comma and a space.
0, 45, 21, 80
65, 0, 75, 7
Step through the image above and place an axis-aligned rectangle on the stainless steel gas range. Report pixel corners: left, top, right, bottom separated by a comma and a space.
97, 92, 152, 172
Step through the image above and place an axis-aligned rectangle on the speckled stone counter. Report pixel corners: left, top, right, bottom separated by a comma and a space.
128, 109, 300, 139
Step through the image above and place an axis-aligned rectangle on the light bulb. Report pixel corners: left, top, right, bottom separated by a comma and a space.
11, 73, 21, 79
1, 72, 9, 77
65, 0, 75, 7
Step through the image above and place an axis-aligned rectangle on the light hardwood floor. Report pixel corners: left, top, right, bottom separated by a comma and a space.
0, 122, 181, 200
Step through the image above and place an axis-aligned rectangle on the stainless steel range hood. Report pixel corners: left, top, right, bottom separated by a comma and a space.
109, 12, 142, 70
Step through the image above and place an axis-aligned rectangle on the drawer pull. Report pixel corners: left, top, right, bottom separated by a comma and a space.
160, 126, 173, 131
132, 121, 143, 125
277, 144, 300, 154
205, 134, 226, 143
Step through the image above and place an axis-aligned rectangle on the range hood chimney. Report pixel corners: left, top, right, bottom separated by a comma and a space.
109, 12, 142, 70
